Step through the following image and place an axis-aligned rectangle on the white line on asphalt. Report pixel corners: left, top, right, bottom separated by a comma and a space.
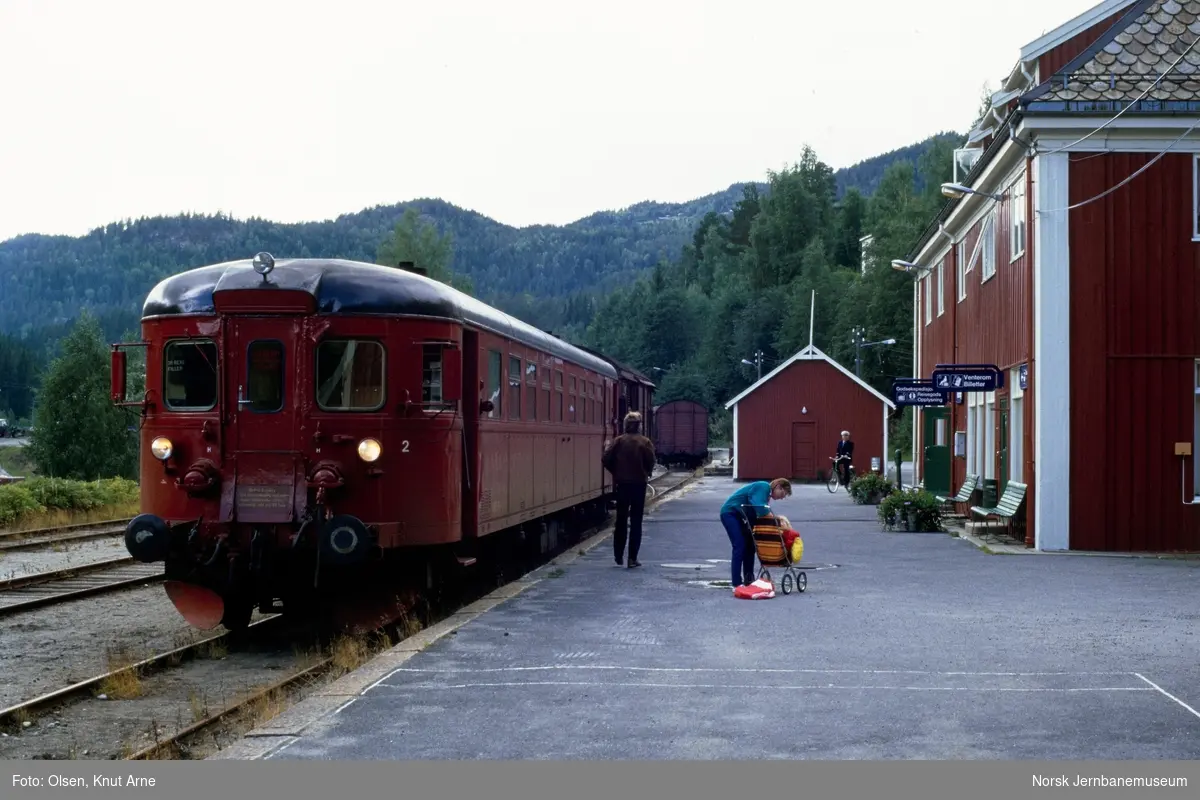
381, 665, 1136, 677
378, 680, 1152, 692
1133, 673, 1200, 721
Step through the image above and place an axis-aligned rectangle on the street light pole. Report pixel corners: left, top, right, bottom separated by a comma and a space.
741, 351, 763, 381
852, 327, 865, 378
851, 328, 896, 378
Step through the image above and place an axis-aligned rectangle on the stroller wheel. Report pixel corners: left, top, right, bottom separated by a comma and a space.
781, 573, 793, 595
797, 572, 808, 593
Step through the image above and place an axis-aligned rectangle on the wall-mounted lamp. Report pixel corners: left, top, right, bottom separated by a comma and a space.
801, 406, 807, 414
890, 259, 920, 273
941, 182, 1005, 202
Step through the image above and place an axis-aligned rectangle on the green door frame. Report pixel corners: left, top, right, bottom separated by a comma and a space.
922, 406, 951, 495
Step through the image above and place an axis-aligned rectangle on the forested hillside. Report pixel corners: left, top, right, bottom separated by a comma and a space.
581, 139, 960, 456
0, 131, 960, 424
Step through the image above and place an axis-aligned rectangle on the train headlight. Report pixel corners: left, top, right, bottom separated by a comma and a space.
357, 438, 382, 462
150, 436, 174, 461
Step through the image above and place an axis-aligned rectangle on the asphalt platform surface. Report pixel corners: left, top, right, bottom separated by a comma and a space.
218, 476, 1200, 760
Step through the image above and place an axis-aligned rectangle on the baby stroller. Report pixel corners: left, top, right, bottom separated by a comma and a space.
740, 503, 807, 595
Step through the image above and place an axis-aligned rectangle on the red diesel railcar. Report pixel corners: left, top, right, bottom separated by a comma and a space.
111, 254, 651, 632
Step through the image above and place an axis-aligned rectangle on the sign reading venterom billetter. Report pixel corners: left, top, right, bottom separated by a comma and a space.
931, 364, 1004, 393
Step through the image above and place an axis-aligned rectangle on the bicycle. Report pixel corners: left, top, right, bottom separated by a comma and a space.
827, 455, 855, 493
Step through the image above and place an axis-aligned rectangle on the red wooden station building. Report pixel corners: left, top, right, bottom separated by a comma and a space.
900, 0, 1200, 552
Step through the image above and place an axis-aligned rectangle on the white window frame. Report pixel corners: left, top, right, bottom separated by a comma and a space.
980, 211, 997, 282
1010, 369, 1024, 483
966, 392, 978, 476
1010, 172, 1027, 261
937, 259, 945, 316
924, 273, 932, 325
956, 240, 967, 302
984, 391, 996, 480
1194, 360, 1200, 498
1193, 156, 1200, 242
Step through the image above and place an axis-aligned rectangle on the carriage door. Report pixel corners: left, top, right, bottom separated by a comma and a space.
227, 317, 301, 523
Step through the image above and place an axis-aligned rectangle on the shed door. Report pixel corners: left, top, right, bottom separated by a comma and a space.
791, 422, 816, 480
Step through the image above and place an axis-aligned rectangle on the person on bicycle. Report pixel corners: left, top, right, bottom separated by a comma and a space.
835, 430, 854, 485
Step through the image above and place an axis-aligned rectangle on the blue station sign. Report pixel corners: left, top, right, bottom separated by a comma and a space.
892, 379, 949, 407
930, 363, 1004, 392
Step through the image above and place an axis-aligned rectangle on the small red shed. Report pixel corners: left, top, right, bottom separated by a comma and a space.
725, 344, 896, 482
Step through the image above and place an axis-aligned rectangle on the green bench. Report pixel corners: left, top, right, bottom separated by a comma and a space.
935, 473, 979, 517
969, 481, 1027, 538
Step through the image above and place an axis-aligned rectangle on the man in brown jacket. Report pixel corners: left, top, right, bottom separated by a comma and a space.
602, 411, 657, 568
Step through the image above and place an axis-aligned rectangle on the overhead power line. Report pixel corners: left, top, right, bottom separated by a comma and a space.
1035, 115, 1200, 215
1037, 34, 1200, 157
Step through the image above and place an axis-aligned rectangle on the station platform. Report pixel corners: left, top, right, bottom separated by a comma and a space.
214, 476, 1200, 760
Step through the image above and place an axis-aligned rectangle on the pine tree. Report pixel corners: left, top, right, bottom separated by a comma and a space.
26, 312, 138, 479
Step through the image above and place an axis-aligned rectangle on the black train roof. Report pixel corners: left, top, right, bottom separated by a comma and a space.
571, 345, 656, 388
142, 257, 618, 379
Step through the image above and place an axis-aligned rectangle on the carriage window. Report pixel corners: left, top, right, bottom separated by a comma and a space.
246, 340, 284, 413
569, 376, 577, 423
526, 364, 538, 420
315, 340, 385, 411
554, 370, 563, 422
164, 340, 218, 411
508, 356, 521, 420
422, 345, 443, 406
485, 350, 501, 418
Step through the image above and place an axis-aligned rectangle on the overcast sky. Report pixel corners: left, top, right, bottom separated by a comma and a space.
0, 0, 1106, 241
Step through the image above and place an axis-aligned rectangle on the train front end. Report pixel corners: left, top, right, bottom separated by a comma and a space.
112, 255, 466, 632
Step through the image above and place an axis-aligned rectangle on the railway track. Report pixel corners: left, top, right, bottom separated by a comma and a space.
0, 557, 164, 617
0, 616, 285, 731
0, 519, 132, 552
0, 470, 700, 760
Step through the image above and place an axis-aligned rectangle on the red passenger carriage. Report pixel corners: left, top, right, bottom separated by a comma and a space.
111, 254, 652, 632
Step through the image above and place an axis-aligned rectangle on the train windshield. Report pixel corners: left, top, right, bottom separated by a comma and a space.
246, 340, 285, 413
164, 339, 218, 411
315, 339, 386, 411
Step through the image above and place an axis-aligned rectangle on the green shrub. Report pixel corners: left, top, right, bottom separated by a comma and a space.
0, 477, 140, 527
0, 485, 45, 526
878, 487, 943, 532
848, 473, 895, 504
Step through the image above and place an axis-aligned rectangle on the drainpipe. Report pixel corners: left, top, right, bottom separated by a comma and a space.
1024, 156, 1036, 548
937, 222, 957, 492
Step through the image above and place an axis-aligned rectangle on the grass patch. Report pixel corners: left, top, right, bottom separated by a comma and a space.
329, 633, 390, 674
98, 647, 144, 700
0, 476, 140, 530
197, 639, 228, 660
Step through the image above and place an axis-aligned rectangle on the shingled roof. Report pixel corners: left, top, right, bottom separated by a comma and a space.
1023, 0, 1200, 112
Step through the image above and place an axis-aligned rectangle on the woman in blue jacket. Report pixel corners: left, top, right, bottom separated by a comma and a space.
720, 478, 792, 589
